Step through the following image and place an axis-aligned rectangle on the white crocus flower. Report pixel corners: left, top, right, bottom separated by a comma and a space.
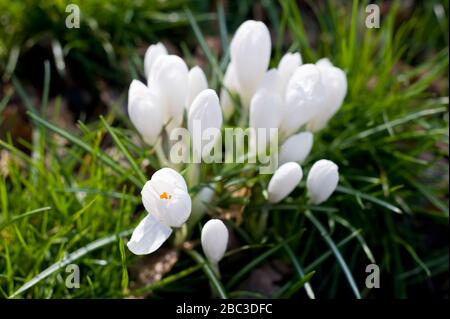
230, 20, 271, 107
128, 80, 163, 145
201, 219, 229, 264
307, 159, 339, 205
307, 61, 347, 132
268, 162, 303, 203
220, 62, 240, 120
280, 64, 326, 138
144, 42, 168, 79
188, 89, 223, 160
127, 168, 192, 255
249, 88, 282, 154
148, 54, 189, 131
186, 66, 208, 111
278, 52, 302, 96
279, 132, 313, 165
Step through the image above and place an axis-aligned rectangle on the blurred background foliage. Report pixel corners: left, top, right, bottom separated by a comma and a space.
0, 0, 448, 299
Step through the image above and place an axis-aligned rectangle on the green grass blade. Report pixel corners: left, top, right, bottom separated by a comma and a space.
336, 185, 402, 214
100, 116, 147, 185
26, 111, 142, 188
9, 229, 133, 298
305, 210, 362, 299
185, 249, 227, 299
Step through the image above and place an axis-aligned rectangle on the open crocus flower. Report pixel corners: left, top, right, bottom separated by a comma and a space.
201, 219, 229, 264
307, 159, 339, 205
268, 162, 303, 203
128, 80, 163, 145
230, 20, 271, 107
127, 168, 192, 255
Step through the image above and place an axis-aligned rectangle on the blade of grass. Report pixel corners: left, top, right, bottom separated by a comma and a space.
277, 236, 316, 299
26, 111, 142, 188
185, 249, 227, 299
336, 185, 402, 214
9, 229, 133, 298
0, 206, 52, 231
305, 210, 361, 299
100, 116, 147, 185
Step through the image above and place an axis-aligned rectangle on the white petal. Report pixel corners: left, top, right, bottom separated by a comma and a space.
188, 89, 223, 159
186, 66, 208, 111
315, 58, 333, 68
249, 88, 282, 153
220, 63, 239, 120
307, 63, 347, 132
258, 68, 282, 96
307, 159, 339, 205
148, 55, 189, 130
268, 162, 303, 203
279, 132, 313, 165
144, 43, 168, 79
278, 52, 302, 96
230, 20, 271, 107
280, 64, 326, 137
161, 188, 192, 227
127, 214, 172, 255
127, 80, 163, 145
201, 219, 229, 263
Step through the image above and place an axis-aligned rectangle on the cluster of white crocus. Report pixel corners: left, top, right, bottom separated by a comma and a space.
128, 42, 222, 152
221, 20, 347, 165
127, 167, 229, 265
126, 20, 344, 264
267, 159, 339, 205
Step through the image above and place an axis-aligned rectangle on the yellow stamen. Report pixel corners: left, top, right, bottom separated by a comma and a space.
160, 192, 172, 200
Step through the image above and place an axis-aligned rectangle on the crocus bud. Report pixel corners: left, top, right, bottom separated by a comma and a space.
188, 89, 223, 160
189, 186, 215, 227
268, 162, 303, 203
230, 20, 271, 107
186, 66, 208, 111
279, 132, 313, 165
148, 55, 189, 130
278, 52, 302, 96
128, 80, 163, 145
307, 159, 339, 205
144, 42, 168, 79
307, 62, 347, 132
280, 64, 326, 137
220, 62, 239, 120
201, 219, 229, 263
249, 88, 282, 154
127, 168, 191, 255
